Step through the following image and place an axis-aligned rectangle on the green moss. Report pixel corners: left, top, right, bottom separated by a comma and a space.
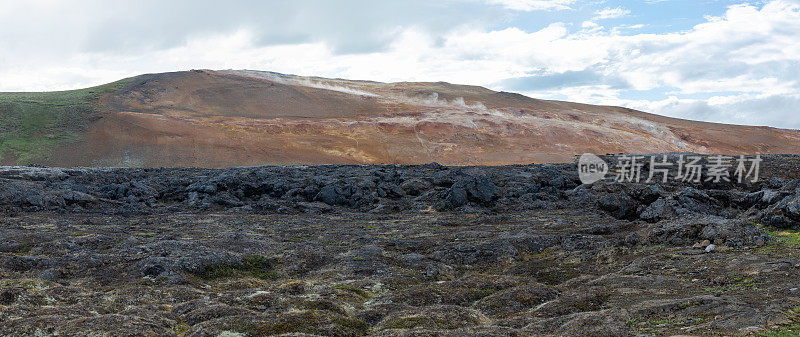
170, 319, 191, 336
240, 255, 280, 280
0, 278, 53, 291
0, 77, 136, 165
508, 249, 581, 285
757, 307, 800, 337
754, 229, 800, 259
703, 276, 760, 295
767, 229, 800, 246
469, 288, 498, 300
333, 285, 371, 299
197, 255, 280, 281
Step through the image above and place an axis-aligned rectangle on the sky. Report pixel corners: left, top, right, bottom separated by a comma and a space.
1, 0, 798, 128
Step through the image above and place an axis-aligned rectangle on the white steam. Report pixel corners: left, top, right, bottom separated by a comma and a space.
224, 69, 380, 97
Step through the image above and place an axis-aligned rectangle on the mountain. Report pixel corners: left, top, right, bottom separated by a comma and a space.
2, 69, 799, 167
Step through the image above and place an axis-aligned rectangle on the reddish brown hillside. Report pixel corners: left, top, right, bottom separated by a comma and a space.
16, 69, 800, 167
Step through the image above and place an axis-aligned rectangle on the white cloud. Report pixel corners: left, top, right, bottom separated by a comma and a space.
625, 93, 800, 128
0, 0, 798, 129
594, 7, 631, 20
494, 1, 800, 127
485, 0, 577, 11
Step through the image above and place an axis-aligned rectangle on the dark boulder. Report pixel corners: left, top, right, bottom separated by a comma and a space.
400, 178, 432, 196
639, 197, 677, 223
315, 184, 352, 206
761, 190, 800, 229
186, 182, 218, 194
469, 177, 500, 204
675, 187, 721, 215
444, 183, 469, 208
598, 194, 638, 220
443, 176, 499, 208
630, 184, 665, 205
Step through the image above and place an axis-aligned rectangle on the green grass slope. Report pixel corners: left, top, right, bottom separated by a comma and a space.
0, 77, 136, 165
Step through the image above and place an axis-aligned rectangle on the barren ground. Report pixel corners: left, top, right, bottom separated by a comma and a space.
2, 155, 800, 336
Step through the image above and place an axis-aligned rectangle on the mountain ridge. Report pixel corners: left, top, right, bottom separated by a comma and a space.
1, 69, 799, 167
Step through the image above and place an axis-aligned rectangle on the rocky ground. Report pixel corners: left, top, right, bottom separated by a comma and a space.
2, 154, 800, 336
